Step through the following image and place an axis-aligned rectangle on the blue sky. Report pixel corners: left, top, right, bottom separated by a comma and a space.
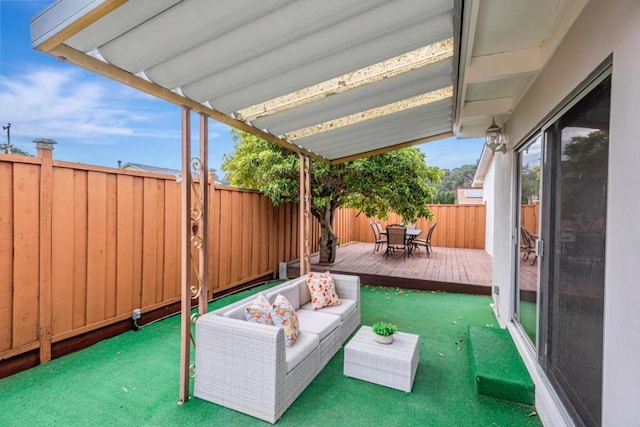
0, 1, 483, 174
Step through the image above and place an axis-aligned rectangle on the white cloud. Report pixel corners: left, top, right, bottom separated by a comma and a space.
0, 67, 177, 143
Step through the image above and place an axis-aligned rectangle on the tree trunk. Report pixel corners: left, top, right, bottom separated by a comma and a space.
318, 203, 337, 264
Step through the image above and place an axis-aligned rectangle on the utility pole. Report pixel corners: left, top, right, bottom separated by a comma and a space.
1, 123, 11, 153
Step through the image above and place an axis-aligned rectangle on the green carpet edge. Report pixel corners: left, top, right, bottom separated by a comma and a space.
468, 325, 535, 406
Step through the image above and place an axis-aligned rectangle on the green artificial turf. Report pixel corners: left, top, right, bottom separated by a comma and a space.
468, 325, 535, 405
0, 284, 541, 427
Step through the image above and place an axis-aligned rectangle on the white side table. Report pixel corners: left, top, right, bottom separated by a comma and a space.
344, 325, 419, 392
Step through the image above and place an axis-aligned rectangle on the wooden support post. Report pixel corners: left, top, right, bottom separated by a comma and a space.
198, 113, 209, 314
38, 149, 53, 363
299, 154, 305, 276
304, 156, 311, 273
178, 106, 192, 404
299, 155, 311, 276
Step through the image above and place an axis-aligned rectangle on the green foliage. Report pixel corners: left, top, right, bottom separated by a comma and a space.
8, 146, 33, 157
430, 190, 455, 204
343, 148, 440, 222
436, 163, 477, 191
372, 321, 398, 337
222, 130, 441, 223
430, 163, 478, 204
520, 165, 540, 204
560, 130, 609, 231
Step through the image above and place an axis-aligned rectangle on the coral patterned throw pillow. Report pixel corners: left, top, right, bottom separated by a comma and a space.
306, 271, 341, 310
244, 292, 273, 325
271, 294, 299, 347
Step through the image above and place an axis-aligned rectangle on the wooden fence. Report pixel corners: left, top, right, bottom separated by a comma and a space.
0, 153, 487, 369
350, 205, 486, 249
521, 203, 539, 235
0, 155, 305, 367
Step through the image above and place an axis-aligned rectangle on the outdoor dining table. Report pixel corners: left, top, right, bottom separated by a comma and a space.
380, 228, 422, 240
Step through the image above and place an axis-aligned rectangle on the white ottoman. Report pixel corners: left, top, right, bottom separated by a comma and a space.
344, 326, 419, 392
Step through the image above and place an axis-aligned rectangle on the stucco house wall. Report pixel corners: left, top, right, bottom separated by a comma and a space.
493, 0, 640, 424
482, 159, 495, 256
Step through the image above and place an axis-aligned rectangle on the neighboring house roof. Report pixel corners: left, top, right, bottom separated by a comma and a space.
120, 162, 181, 176
456, 188, 483, 205
120, 162, 217, 181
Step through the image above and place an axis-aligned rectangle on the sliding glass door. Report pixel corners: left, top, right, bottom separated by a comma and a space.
539, 73, 610, 427
515, 135, 542, 349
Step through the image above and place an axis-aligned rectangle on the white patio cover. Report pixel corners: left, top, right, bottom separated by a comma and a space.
31, 0, 458, 163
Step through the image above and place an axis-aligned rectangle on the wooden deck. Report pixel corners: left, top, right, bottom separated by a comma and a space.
288, 242, 539, 295
288, 242, 495, 295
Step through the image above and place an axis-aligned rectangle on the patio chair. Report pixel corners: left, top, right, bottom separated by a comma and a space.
520, 226, 537, 265
385, 224, 408, 260
413, 222, 437, 257
370, 221, 387, 253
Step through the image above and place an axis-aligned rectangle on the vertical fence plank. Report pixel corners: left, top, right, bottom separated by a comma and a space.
0, 162, 14, 352
229, 191, 243, 284
116, 175, 134, 315
51, 168, 74, 336
12, 163, 40, 347
141, 178, 158, 307
209, 186, 220, 291
104, 174, 117, 318
240, 192, 251, 280
72, 170, 88, 329
250, 193, 261, 277
218, 190, 231, 288
132, 177, 143, 309
163, 181, 179, 300
86, 172, 107, 325
154, 179, 165, 304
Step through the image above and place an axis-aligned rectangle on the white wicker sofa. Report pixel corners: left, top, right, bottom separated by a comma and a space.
194, 273, 361, 424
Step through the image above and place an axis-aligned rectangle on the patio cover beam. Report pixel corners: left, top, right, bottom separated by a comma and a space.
329, 131, 453, 165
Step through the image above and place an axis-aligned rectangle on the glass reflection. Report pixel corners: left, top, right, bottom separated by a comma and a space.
517, 136, 541, 347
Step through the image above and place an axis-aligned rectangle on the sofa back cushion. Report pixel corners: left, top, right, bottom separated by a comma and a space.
299, 277, 312, 306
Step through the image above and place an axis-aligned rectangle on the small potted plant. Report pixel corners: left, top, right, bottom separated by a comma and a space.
372, 321, 398, 344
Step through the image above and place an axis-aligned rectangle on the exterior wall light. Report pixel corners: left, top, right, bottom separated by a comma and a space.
485, 118, 506, 153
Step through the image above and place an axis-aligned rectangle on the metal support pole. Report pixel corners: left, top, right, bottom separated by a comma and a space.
198, 113, 209, 313
178, 106, 192, 404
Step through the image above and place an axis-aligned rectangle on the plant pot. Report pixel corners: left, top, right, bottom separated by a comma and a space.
374, 334, 394, 345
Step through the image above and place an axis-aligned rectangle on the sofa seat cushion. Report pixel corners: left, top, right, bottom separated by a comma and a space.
300, 298, 357, 321
284, 331, 319, 373
296, 309, 340, 341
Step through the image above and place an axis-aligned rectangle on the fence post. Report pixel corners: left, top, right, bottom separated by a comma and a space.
35, 138, 56, 363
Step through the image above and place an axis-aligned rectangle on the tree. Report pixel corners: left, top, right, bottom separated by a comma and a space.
520, 164, 540, 204
222, 130, 442, 263
560, 129, 609, 232
429, 163, 478, 204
